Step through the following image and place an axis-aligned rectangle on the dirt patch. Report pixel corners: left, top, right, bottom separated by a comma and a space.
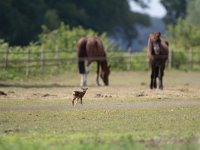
0, 85, 200, 101
0, 71, 200, 102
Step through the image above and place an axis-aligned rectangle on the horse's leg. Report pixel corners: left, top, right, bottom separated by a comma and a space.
80, 74, 87, 86
150, 65, 157, 89
86, 61, 92, 74
78, 57, 87, 86
153, 66, 159, 89
96, 61, 100, 86
158, 64, 165, 90
81, 60, 93, 86
150, 65, 154, 89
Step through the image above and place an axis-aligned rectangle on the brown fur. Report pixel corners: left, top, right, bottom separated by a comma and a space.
148, 32, 169, 61
147, 32, 169, 90
72, 88, 88, 106
77, 37, 110, 86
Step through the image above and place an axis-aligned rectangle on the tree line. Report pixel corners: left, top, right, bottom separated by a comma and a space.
0, 0, 150, 46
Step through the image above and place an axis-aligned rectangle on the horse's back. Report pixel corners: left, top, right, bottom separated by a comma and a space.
86, 37, 106, 57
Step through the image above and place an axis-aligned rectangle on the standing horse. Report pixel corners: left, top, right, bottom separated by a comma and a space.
147, 32, 169, 90
77, 37, 110, 86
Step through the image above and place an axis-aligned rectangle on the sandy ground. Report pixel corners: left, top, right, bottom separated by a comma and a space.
0, 71, 200, 107
0, 83, 200, 101
0, 82, 200, 111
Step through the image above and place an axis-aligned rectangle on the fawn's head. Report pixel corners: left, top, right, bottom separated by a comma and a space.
81, 88, 88, 92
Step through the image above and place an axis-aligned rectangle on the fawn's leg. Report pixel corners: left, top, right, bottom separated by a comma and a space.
80, 97, 83, 105
75, 98, 79, 105
72, 97, 76, 106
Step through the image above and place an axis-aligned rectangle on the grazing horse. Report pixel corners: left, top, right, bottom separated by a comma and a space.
77, 37, 110, 86
147, 32, 169, 90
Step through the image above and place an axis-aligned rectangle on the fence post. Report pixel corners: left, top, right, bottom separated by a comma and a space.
4, 46, 9, 70
127, 47, 132, 70
40, 47, 45, 72
189, 47, 193, 71
26, 48, 30, 78
168, 48, 172, 69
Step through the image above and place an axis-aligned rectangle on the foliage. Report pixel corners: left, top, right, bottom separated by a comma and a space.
186, 0, 200, 26
160, 0, 187, 25
167, 18, 200, 49
0, 21, 200, 80
0, 136, 199, 150
108, 51, 147, 71
39, 23, 98, 52
0, 0, 47, 45
166, 18, 200, 70
0, 0, 150, 46
0, 23, 127, 79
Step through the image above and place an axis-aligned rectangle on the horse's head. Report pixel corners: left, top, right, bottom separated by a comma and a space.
100, 64, 111, 86
150, 32, 161, 55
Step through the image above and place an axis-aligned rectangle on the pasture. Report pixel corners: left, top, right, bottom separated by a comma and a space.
0, 70, 200, 150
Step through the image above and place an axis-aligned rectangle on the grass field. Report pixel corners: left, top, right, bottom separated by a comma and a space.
0, 70, 200, 150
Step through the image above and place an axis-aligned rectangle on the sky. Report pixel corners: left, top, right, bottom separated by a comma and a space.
129, 0, 166, 18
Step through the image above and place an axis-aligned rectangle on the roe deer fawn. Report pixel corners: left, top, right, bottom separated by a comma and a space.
72, 88, 88, 106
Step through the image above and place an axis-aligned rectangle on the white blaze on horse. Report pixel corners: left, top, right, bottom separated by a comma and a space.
76, 37, 110, 86
147, 32, 169, 90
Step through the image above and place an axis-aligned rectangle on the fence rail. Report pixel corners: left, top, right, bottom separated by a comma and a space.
0, 48, 200, 78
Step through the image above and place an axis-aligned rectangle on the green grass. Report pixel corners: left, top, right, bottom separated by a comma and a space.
0, 106, 200, 150
0, 70, 200, 149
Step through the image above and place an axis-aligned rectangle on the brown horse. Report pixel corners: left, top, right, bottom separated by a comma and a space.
76, 37, 110, 86
147, 32, 169, 90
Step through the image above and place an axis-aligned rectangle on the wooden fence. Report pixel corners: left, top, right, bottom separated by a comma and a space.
0, 48, 199, 78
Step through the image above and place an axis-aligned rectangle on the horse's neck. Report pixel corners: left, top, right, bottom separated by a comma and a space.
100, 60, 108, 70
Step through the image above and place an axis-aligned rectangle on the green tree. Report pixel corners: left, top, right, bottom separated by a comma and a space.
45, 0, 150, 46
186, 0, 200, 26
160, 0, 187, 25
167, 18, 200, 70
167, 19, 200, 49
0, 0, 47, 45
0, 0, 150, 46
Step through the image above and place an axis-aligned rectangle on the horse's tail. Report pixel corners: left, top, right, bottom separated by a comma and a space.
77, 38, 87, 74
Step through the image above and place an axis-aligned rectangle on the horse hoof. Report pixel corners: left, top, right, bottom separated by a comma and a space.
150, 84, 154, 89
